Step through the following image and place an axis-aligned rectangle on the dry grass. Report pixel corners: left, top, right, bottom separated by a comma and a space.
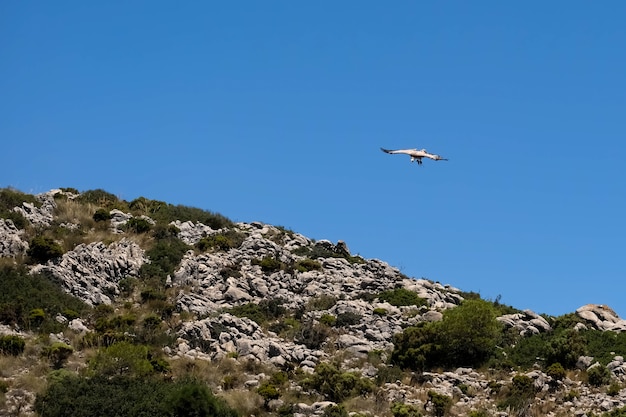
54, 200, 98, 227
220, 388, 264, 416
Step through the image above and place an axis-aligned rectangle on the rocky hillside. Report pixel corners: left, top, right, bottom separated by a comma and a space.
0, 188, 625, 417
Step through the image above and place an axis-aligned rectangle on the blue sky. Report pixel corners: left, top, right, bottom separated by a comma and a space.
2, 2, 625, 318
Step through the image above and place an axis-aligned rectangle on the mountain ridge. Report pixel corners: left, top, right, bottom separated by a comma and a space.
1, 187, 625, 416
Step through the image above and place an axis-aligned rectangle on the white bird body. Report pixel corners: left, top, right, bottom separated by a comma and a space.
380, 147, 448, 165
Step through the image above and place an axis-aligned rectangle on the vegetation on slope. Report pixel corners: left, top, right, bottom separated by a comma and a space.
1, 187, 625, 417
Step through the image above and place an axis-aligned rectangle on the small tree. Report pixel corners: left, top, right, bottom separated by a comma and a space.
27, 236, 64, 264
0, 335, 26, 356
46, 342, 74, 369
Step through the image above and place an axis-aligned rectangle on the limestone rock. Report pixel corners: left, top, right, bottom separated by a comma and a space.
0, 219, 28, 257
30, 239, 146, 305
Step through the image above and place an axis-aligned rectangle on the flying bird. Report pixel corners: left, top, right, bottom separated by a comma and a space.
380, 148, 448, 165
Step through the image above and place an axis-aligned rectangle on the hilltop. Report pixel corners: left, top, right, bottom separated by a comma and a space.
0, 187, 625, 417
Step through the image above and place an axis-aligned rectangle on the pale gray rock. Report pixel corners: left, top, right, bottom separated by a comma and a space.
0, 219, 28, 257
171, 220, 215, 245
30, 239, 146, 306
12, 190, 58, 227
576, 304, 626, 332
109, 209, 133, 232
497, 309, 552, 336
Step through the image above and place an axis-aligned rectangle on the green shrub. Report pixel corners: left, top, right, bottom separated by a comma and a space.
45, 342, 74, 369
92, 208, 111, 222
196, 230, 245, 252
139, 236, 190, 283
27, 236, 65, 264
252, 256, 283, 273
427, 390, 452, 417
0, 265, 88, 332
257, 381, 280, 408
468, 410, 490, 417
319, 314, 336, 327
392, 299, 501, 371
302, 362, 373, 402
29, 308, 46, 327
390, 402, 423, 417
124, 217, 152, 234
607, 381, 622, 396
587, 364, 611, 387
77, 189, 121, 206
546, 362, 566, 381
322, 404, 349, 417
89, 342, 154, 377
228, 299, 286, 325
0, 335, 26, 356
335, 311, 361, 327
35, 374, 237, 417
498, 374, 536, 412
295, 258, 322, 272
378, 288, 427, 307
544, 329, 587, 369
373, 307, 388, 316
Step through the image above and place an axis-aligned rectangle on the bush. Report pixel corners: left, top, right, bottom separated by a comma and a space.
546, 362, 566, 381
196, 230, 245, 252
252, 256, 283, 273
303, 362, 373, 402
0, 265, 88, 332
92, 208, 111, 222
0, 335, 26, 356
498, 374, 536, 412
319, 314, 336, 327
544, 329, 587, 369
322, 404, 349, 417
139, 236, 190, 283
427, 390, 452, 417
257, 381, 280, 408
373, 307, 388, 316
390, 401, 423, 417
296, 321, 331, 350
124, 217, 152, 234
587, 364, 611, 387
378, 288, 427, 307
89, 342, 154, 377
45, 342, 74, 369
35, 374, 238, 417
392, 299, 501, 371
335, 311, 362, 327
228, 299, 286, 325
27, 236, 65, 264
295, 258, 322, 272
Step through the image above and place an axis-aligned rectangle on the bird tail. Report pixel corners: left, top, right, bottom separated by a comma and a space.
380, 147, 392, 154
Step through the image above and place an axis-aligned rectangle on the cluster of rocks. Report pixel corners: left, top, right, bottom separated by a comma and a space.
12, 189, 59, 227
0, 219, 28, 258
497, 309, 552, 336
31, 239, 147, 306
576, 304, 626, 332
3, 189, 626, 416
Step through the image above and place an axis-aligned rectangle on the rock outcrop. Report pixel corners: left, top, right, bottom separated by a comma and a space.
577, 304, 626, 332
31, 239, 147, 306
0, 219, 28, 258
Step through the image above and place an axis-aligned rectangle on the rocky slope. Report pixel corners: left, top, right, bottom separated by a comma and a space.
1, 189, 625, 417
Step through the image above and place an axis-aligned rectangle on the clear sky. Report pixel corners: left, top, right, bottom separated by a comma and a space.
2, 2, 625, 318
